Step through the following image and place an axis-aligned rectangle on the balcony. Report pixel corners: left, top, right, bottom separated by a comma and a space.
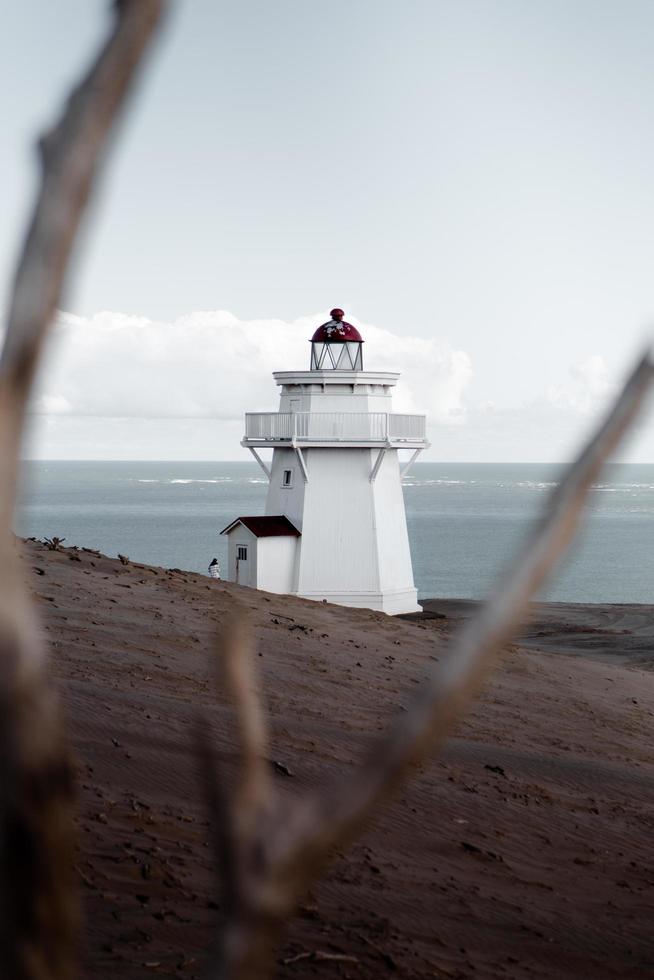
243, 412, 428, 448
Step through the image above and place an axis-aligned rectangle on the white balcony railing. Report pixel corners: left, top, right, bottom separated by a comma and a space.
244, 412, 426, 444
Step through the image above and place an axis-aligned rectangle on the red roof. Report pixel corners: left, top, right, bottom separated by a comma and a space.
220, 515, 301, 538
311, 319, 363, 343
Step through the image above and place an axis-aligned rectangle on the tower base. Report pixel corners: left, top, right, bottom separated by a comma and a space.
297, 586, 421, 616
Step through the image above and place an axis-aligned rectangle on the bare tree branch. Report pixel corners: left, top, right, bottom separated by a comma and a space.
218, 611, 273, 830
200, 611, 281, 980
0, 4, 167, 978
207, 349, 654, 980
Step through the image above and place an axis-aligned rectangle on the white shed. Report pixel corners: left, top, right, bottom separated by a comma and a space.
220, 515, 300, 594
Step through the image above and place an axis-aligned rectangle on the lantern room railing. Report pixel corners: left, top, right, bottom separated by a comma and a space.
243, 411, 427, 445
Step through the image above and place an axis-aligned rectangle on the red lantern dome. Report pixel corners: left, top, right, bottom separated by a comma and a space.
310, 309, 363, 370
311, 321, 363, 344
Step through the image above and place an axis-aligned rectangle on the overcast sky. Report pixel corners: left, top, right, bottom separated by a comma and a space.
3, 1, 654, 461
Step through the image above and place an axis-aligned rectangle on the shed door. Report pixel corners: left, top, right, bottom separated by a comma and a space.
235, 542, 252, 587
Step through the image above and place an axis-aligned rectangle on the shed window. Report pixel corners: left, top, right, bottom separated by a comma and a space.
282, 469, 293, 487
236, 545, 248, 561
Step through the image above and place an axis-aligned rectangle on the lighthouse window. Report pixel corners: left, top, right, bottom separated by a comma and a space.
282, 469, 293, 487
236, 545, 248, 561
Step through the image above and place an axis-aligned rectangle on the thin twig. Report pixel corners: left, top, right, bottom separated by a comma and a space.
282, 951, 359, 965
202, 613, 280, 980
217, 611, 273, 830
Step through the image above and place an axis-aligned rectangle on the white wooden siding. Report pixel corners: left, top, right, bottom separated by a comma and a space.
256, 537, 297, 594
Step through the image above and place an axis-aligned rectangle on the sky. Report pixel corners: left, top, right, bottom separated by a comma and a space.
2, 0, 654, 461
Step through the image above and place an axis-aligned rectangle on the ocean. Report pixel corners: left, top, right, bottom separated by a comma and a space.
15, 460, 654, 604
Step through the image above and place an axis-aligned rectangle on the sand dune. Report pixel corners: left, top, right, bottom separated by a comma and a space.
22, 539, 654, 979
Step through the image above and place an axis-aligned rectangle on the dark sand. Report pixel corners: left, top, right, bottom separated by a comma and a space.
22, 540, 654, 979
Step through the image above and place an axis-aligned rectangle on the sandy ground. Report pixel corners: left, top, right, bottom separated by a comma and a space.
19, 539, 654, 979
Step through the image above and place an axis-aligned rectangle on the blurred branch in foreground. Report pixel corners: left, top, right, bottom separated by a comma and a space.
0, 4, 167, 979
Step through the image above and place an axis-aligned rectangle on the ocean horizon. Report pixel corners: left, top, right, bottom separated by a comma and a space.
16, 459, 654, 605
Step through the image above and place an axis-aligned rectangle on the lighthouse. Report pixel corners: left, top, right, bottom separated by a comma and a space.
221, 309, 428, 614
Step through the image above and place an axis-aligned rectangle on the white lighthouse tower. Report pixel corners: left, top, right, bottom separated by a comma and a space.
221, 309, 428, 614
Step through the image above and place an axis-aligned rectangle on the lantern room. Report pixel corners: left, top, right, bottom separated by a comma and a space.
310, 307, 363, 371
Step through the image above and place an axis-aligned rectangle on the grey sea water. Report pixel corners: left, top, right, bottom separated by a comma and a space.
15, 460, 654, 603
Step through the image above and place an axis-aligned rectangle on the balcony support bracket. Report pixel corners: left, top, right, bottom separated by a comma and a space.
401, 448, 423, 478
293, 444, 309, 483
247, 447, 271, 480
370, 448, 386, 484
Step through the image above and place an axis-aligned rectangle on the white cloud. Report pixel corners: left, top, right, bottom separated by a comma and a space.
33, 393, 72, 415
31, 309, 472, 424
24, 311, 654, 462
356, 319, 472, 421
546, 354, 616, 416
